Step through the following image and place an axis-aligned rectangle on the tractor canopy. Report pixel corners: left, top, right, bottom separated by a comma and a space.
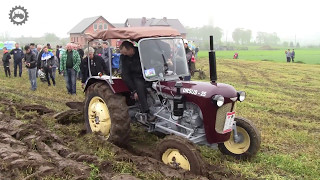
86, 27, 181, 41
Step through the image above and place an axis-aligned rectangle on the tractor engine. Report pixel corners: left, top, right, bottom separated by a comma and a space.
178, 102, 204, 133
147, 88, 205, 136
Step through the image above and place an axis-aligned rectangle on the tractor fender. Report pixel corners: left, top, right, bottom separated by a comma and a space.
84, 75, 130, 94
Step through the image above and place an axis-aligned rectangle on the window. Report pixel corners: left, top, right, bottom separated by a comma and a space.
99, 24, 103, 30
104, 23, 108, 30
139, 38, 189, 81
94, 23, 97, 30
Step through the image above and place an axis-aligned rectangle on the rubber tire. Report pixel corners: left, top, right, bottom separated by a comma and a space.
218, 117, 261, 159
84, 82, 130, 146
156, 135, 204, 175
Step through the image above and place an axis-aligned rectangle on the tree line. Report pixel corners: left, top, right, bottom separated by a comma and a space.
186, 26, 300, 49
0, 33, 69, 47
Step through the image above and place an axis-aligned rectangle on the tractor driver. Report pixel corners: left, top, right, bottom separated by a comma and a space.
120, 41, 155, 122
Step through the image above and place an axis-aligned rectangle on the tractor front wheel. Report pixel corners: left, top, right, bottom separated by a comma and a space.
218, 117, 261, 159
156, 135, 204, 175
84, 82, 130, 146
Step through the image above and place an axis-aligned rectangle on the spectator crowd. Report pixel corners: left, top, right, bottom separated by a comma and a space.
1, 42, 117, 95
2, 40, 199, 95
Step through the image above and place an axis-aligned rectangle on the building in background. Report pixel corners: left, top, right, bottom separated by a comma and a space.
68, 16, 117, 47
68, 16, 187, 47
124, 17, 186, 38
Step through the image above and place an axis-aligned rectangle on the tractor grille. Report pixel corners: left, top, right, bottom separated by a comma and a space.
215, 103, 234, 134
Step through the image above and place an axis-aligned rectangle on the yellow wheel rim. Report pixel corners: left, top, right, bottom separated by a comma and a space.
162, 148, 191, 171
88, 96, 111, 138
224, 126, 250, 154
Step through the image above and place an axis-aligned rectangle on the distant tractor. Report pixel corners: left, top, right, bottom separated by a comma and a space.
83, 27, 261, 174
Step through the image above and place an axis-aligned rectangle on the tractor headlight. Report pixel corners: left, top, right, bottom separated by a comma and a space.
237, 91, 246, 102
212, 95, 224, 107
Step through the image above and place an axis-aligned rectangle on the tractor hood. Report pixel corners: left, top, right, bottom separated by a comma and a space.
159, 81, 238, 99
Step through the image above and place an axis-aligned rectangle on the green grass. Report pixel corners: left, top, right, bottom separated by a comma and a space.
197, 48, 320, 64
194, 57, 320, 180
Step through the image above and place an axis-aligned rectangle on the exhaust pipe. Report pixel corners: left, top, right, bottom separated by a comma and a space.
209, 36, 217, 83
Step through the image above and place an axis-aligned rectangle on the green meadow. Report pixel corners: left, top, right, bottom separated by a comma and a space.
197, 48, 320, 64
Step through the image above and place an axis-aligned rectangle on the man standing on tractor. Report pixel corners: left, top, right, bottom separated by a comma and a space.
80, 47, 109, 88
119, 41, 155, 122
101, 42, 111, 75
60, 43, 81, 95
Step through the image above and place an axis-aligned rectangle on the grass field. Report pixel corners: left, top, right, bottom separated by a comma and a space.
0, 53, 319, 179
197, 48, 320, 65
194, 57, 320, 179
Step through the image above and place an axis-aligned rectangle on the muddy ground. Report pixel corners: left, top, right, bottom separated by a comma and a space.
0, 98, 239, 180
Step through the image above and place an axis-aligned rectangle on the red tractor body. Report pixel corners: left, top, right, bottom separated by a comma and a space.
83, 27, 261, 173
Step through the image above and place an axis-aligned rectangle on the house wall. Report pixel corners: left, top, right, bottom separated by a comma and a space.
70, 33, 86, 46
70, 17, 117, 48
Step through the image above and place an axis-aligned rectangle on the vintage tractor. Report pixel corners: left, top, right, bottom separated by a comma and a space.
83, 27, 261, 174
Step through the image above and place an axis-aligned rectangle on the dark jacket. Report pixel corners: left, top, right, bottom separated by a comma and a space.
56, 49, 60, 60
120, 47, 143, 93
78, 49, 84, 59
2, 52, 11, 66
24, 51, 37, 69
10, 48, 24, 62
81, 55, 109, 83
37, 50, 44, 69
185, 47, 193, 69
102, 47, 112, 63
95, 47, 103, 56
31, 48, 38, 58
41, 52, 55, 68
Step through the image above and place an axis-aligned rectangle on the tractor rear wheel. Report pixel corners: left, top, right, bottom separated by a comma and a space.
84, 82, 130, 146
156, 135, 204, 175
218, 117, 261, 159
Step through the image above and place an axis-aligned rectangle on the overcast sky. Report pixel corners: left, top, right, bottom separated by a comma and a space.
1, 0, 319, 44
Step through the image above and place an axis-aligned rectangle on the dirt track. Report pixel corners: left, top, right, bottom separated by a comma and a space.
0, 98, 238, 180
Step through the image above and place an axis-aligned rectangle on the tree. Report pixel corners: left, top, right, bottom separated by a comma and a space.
186, 25, 224, 49
290, 42, 294, 47
232, 28, 242, 44
256, 32, 280, 45
242, 29, 252, 44
282, 41, 289, 47
232, 28, 252, 45
296, 42, 300, 48
44, 33, 60, 43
